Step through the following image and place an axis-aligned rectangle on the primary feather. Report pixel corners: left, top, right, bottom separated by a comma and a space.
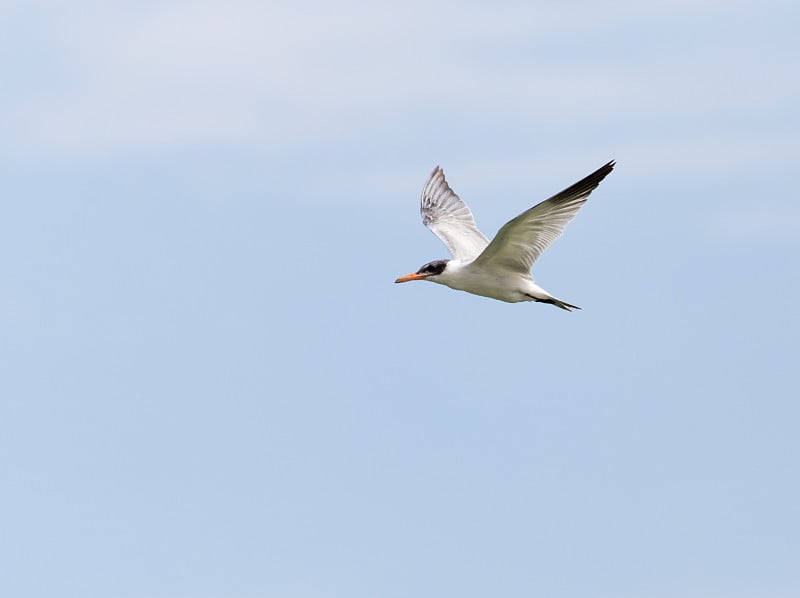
420, 166, 489, 261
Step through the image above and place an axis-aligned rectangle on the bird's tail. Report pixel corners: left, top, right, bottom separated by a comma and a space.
537, 297, 581, 311
526, 284, 581, 311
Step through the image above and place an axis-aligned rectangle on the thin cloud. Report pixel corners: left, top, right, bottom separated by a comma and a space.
3, 0, 796, 169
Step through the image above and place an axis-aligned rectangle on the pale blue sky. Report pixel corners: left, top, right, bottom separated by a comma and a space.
2, 2, 799, 597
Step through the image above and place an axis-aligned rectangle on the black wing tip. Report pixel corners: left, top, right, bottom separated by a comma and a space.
537, 159, 615, 206
587, 159, 615, 179
569, 159, 616, 195
596, 159, 616, 177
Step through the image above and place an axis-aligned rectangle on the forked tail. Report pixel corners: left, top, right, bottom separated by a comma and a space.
536, 297, 581, 311
524, 285, 582, 311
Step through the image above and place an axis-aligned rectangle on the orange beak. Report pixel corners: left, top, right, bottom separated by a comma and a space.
394, 272, 429, 283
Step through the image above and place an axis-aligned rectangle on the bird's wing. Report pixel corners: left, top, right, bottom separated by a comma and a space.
420, 166, 489, 261
472, 161, 615, 274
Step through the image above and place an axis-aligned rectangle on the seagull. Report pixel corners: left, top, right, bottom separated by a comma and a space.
395, 161, 615, 310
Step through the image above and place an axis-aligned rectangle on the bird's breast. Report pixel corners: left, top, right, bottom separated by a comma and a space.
439, 265, 531, 303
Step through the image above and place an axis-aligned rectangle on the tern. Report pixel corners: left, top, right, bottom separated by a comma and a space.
395, 161, 615, 310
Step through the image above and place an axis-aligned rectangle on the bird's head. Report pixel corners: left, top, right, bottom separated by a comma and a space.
394, 259, 449, 284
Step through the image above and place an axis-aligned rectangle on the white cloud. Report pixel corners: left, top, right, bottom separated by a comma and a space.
3, 0, 798, 178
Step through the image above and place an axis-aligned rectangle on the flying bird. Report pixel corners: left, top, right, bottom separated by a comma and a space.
395, 161, 615, 310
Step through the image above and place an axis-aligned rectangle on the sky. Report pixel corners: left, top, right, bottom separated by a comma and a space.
2, 1, 799, 597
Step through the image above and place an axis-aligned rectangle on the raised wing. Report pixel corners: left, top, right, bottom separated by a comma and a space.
472, 161, 615, 273
421, 166, 489, 261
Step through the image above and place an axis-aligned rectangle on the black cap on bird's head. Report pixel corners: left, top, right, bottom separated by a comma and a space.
394, 259, 448, 283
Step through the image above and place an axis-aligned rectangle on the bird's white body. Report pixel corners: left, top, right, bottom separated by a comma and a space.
432, 259, 554, 304
395, 161, 615, 311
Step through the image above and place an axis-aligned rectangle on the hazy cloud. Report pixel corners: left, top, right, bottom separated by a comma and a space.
4, 0, 796, 175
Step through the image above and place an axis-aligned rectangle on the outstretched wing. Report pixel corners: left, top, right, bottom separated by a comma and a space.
420, 166, 489, 261
472, 161, 615, 273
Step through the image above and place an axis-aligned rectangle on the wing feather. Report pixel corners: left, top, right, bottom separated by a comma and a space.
420, 166, 489, 261
473, 161, 615, 273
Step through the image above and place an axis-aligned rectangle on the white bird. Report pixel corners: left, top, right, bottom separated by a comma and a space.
395, 161, 615, 310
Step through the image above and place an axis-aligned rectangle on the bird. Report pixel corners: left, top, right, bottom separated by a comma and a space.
394, 160, 615, 310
